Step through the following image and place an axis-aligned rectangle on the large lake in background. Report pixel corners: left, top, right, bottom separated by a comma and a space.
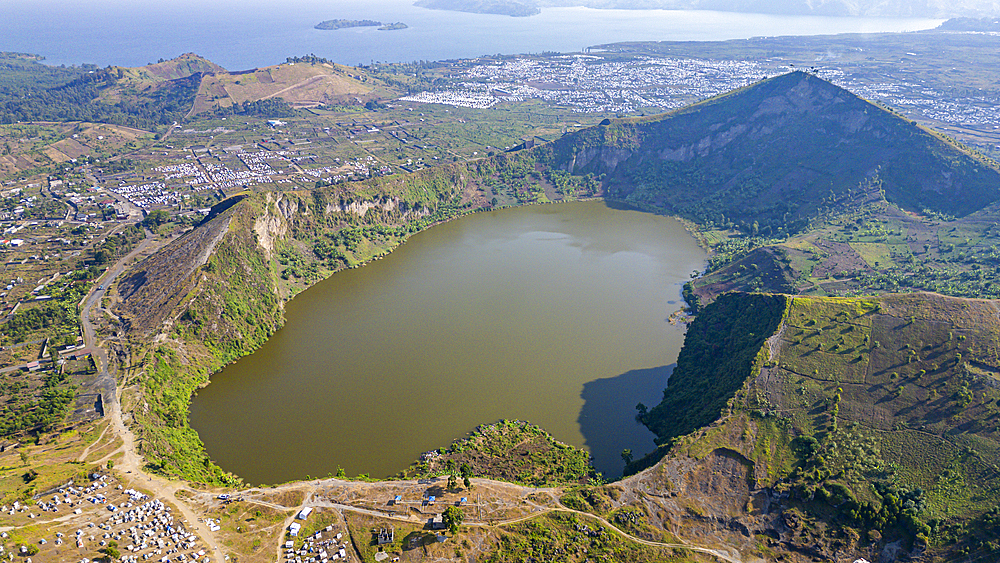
5, 0, 941, 69
188, 201, 706, 484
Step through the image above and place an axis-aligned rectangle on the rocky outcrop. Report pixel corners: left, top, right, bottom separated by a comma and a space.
254, 192, 291, 260
325, 197, 400, 216
117, 208, 233, 335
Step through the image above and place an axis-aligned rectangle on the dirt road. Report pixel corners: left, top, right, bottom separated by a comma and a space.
79, 233, 227, 563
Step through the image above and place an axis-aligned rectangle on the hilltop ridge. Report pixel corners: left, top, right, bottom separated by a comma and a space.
542, 71, 1000, 236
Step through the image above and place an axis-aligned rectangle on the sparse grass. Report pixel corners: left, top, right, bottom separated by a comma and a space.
849, 241, 896, 268
342, 510, 430, 563
211, 500, 291, 563
485, 511, 687, 563
0, 418, 106, 506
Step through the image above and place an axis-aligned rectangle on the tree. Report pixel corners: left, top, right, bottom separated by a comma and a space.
442, 505, 463, 535
447, 459, 458, 490
621, 449, 633, 465
103, 540, 120, 561
142, 208, 170, 228
460, 462, 473, 490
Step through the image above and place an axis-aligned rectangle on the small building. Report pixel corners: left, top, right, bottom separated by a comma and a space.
376, 527, 394, 545
289, 522, 301, 537
428, 515, 445, 530
392, 495, 402, 505
297, 507, 313, 520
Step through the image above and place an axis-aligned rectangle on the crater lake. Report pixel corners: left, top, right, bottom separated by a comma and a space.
188, 200, 706, 483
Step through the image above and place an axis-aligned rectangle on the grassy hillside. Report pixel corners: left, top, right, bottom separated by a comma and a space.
639, 293, 787, 449
615, 291, 1000, 561
192, 59, 398, 113
0, 54, 214, 130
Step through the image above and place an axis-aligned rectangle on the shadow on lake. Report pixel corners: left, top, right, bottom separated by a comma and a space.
578, 364, 673, 480
601, 200, 645, 212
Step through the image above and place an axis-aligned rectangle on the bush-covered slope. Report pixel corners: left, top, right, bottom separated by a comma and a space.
621, 291, 1000, 561
0, 53, 214, 129
640, 293, 788, 446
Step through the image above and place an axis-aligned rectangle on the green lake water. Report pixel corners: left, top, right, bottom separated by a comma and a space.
188, 200, 706, 484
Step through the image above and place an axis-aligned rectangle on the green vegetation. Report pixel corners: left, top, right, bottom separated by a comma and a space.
631, 292, 1000, 559
124, 201, 281, 484
635, 293, 787, 471
0, 368, 76, 436
401, 419, 599, 486
0, 63, 200, 130
1, 301, 77, 344
442, 505, 463, 535
540, 72, 1000, 237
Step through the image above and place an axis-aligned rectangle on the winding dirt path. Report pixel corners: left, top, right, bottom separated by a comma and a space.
75, 418, 111, 463
79, 234, 226, 563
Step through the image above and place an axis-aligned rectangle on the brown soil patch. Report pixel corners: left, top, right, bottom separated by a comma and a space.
810, 238, 869, 278
684, 449, 753, 517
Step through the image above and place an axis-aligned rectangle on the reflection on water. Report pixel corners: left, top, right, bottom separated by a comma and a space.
579, 364, 673, 479
189, 201, 705, 484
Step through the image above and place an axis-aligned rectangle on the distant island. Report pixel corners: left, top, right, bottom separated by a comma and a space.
314, 19, 408, 31
414, 0, 540, 17
314, 19, 381, 30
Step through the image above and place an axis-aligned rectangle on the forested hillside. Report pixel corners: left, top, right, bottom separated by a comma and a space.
0, 53, 214, 129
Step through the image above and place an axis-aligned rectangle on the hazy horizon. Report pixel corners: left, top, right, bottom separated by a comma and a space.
2, 0, 947, 70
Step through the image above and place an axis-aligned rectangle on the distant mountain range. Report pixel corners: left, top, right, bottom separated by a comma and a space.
416, 0, 1000, 18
